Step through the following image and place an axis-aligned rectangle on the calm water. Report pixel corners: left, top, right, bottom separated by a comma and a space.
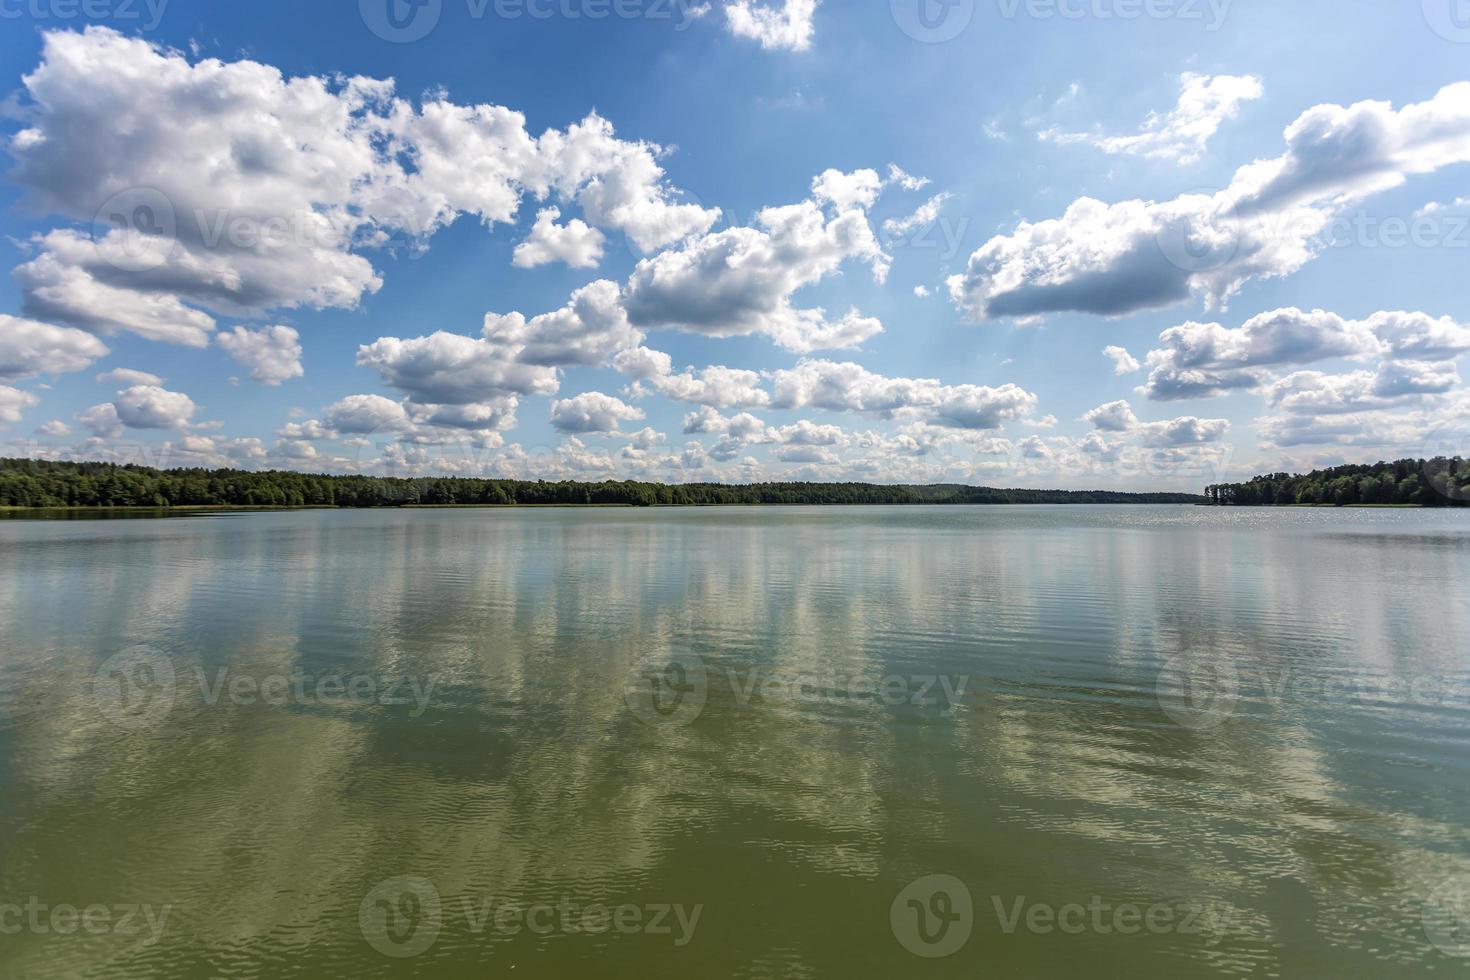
1, 505, 1469, 978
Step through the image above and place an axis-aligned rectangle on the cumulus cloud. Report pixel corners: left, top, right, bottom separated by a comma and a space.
1082, 399, 1138, 431
35, 419, 71, 438
0, 385, 39, 425
512, 207, 606, 269
725, 0, 817, 51
1103, 345, 1141, 375
771, 359, 1039, 429
1136, 416, 1230, 447
482, 279, 641, 367
812, 168, 883, 211
550, 391, 645, 433
7, 28, 713, 347
623, 200, 888, 352
1039, 73, 1263, 164
0, 314, 109, 381
887, 164, 930, 191
611, 346, 673, 381
357, 332, 558, 406
322, 394, 411, 434
1264, 362, 1460, 415
114, 384, 197, 429
215, 325, 303, 385
79, 384, 197, 433
1137, 307, 1385, 401
75, 402, 121, 437
951, 82, 1470, 320
96, 367, 162, 386
1367, 310, 1470, 360
883, 193, 952, 239
637, 364, 772, 409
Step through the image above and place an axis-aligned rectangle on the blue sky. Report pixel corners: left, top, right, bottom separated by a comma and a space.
1, 0, 1469, 488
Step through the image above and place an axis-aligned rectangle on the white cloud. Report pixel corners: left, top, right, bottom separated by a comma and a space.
886, 164, 930, 191
611, 346, 673, 381
114, 385, 197, 429
1136, 416, 1230, 447
775, 419, 845, 445
357, 332, 558, 405
913, 285, 931, 298
1137, 308, 1384, 401
482, 279, 641, 368
75, 402, 121, 437
512, 207, 606, 269
1082, 399, 1138, 431
1264, 362, 1460, 415
0, 314, 109, 381
96, 367, 162, 387
812, 168, 882, 211
35, 419, 71, 437
623, 199, 888, 352
8, 29, 714, 347
640, 364, 773, 409
550, 391, 645, 433
0, 385, 39, 425
1367, 310, 1470, 360
883, 193, 952, 238
1103, 345, 1141, 375
323, 394, 411, 434
771, 359, 1039, 429
1039, 73, 1263, 164
725, 0, 817, 52
215, 325, 304, 385
534, 114, 720, 253
951, 83, 1470, 320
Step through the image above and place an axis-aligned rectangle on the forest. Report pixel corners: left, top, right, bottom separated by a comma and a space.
1206, 457, 1469, 507
0, 458, 1205, 508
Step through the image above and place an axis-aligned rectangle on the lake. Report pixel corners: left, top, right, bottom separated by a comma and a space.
1, 505, 1468, 977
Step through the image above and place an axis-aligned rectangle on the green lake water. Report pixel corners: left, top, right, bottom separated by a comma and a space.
1, 505, 1468, 978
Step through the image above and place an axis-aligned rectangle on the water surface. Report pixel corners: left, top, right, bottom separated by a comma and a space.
1, 505, 1468, 977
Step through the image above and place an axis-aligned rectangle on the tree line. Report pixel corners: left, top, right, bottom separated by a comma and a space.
0, 458, 1206, 509
1206, 457, 1469, 507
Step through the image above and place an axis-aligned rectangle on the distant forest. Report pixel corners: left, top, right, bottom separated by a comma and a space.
0, 458, 1204, 508
1207, 457, 1469, 507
